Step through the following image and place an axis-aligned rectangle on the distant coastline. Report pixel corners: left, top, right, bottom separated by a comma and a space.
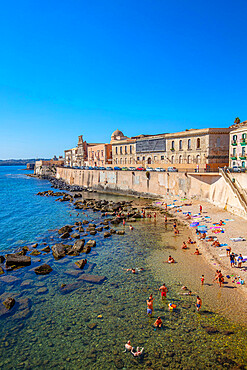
0, 158, 48, 166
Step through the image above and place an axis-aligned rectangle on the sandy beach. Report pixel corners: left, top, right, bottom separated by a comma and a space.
154, 194, 247, 298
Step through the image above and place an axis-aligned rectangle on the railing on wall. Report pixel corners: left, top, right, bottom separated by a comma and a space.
219, 168, 247, 214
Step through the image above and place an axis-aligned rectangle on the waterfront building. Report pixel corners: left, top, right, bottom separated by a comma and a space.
229, 120, 247, 168
134, 128, 231, 171
88, 143, 112, 167
64, 135, 87, 167
110, 129, 138, 166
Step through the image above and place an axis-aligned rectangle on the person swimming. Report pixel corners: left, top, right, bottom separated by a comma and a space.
131, 347, 144, 357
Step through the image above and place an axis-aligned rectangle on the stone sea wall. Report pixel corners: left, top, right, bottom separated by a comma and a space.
56, 167, 247, 219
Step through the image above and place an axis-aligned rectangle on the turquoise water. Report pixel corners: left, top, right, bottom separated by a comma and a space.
0, 166, 246, 369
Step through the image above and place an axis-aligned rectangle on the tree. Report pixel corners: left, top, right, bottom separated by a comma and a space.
234, 117, 241, 124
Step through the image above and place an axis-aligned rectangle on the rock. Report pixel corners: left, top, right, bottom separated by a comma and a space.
78, 274, 106, 284
12, 298, 31, 320
31, 243, 38, 248
89, 230, 97, 235
60, 282, 82, 294
110, 229, 116, 234
78, 226, 84, 232
111, 218, 121, 225
75, 259, 87, 269
41, 246, 51, 253
82, 220, 89, 225
21, 279, 33, 287
17, 247, 28, 256
104, 232, 111, 238
71, 233, 80, 239
221, 330, 234, 336
73, 240, 85, 253
0, 267, 4, 275
87, 323, 97, 330
3, 297, 15, 310
60, 232, 70, 239
88, 223, 96, 228
82, 245, 91, 254
103, 225, 109, 229
34, 264, 53, 275
0, 275, 20, 283
204, 326, 219, 335
52, 244, 66, 259
37, 287, 48, 294
5, 254, 31, 267
85, 240, 96, 248
0, 256, 5, 263
96, 227, 103, 232
116, 230, 125, 235
30, 250, 41, 256
58, 225, 73, 235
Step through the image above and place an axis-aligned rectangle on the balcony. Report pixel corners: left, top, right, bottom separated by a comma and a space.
170, 148, 175, 152
240, 139, 246, 146
230, 156, 237, 160
231, 140, 237, 146
239, 155, 246, 160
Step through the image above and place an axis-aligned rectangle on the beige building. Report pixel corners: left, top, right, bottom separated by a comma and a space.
229, 120, 247, 168
127, 128, 231, 171
64, 135, 87, 167
111, 129, 137, 166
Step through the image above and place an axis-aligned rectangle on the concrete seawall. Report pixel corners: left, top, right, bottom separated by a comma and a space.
56, 167, 247, 219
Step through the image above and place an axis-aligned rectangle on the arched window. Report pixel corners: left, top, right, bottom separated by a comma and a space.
171, 141, 175, 150
197, 138, 200, 149
188, 139, 191, 149
147, 157, 152, 164
120, 147, 122, 154
171, 156, 174, 164
179, 155, 183, 164
116, 159, 118, 164
196, 155, 200, 164
233, 135, 237, 141
179, 140, 182, 150
129, 158, 132, 164
242, 161, 245, 168
125, 158, 127, 164
216, 137, 221, 147
120, 158, 122, 164
187, 155, 191, 164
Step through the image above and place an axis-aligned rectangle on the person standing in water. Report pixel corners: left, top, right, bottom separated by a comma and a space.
196, 296, 202, 311
159, 283, 168, 300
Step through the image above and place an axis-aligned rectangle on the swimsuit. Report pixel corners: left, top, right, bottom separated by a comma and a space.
196, 304, 201, 308
161, 292, 167, 297
147, 308, 152, 315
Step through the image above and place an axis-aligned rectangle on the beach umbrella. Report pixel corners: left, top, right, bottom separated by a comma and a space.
190, 222, 199, 227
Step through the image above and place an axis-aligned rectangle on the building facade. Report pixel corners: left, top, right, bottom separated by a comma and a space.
88, 143, 112, 166
229, 121, 247, 168
111, 129, 137, 166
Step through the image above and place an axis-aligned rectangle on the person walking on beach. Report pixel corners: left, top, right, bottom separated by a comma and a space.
147, 299, 153, 316
196, 296, 202, 312
230, 252, 235, 267
149, 294, 154, 312
237, 254, 243, 268
159, 283, 168, 300
199, 205, 202, 213
200, 275, 205, 286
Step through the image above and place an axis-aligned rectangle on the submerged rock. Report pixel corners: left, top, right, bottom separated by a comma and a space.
78, 274, 106, 284
52, 244, 66, 259
41, 246, 51, 253
34, 264, 53, 275
58, 225, 73, 235
75, 259, 87, 269
5, 254, 31, 267
85, 240, 96, 248
104, 232, 111, 238
3, 297, 15, 310
30, 250, 41, 256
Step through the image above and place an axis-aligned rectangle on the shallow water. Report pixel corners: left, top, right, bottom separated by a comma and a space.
0, 167, 247, 369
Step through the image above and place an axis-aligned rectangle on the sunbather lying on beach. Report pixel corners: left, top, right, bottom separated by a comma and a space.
165, 255, 175, 263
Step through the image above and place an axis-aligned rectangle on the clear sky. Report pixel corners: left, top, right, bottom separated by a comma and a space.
0, 0, 246, 159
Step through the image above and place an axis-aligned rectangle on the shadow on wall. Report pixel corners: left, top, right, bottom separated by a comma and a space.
188, 174, 221, 185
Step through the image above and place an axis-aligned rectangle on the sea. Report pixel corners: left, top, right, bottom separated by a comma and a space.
0, 166, 246, 369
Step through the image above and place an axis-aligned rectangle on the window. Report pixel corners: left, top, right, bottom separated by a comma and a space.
137, 156, 140, 160
243, 133, 246, 139
130, 145, 132, 154
116, 147, 118, 154
161, 155, 164, 160
116, 159, 118, 164
120, 147, 122, 154
233, 148, 236, 156
125, 158, 127, 164
179, 155, 183, 164
171, 141, 175, 150
142, 156, 145, 160
120, 158, 122, 164
187, 155, 191, 163
197, 138, 200, 149
233, 161, 235, 166
129, 158, 132, 164
188, 139, 191, 149
233, 135, 237, 141
171, 156, 174, 164
154, 156, 157, 161
216, 137, 221, 147
101, 150, 103, 157
125, 146, 127, 154
242, 161, 245, 168
179, 140, 182, 150
196, 155, 200, 164
242, 147, 246, 156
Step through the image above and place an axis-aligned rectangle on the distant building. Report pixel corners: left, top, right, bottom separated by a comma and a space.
111, 129, 137, 166
34, 159, 64, 176
229, 120, 247, 168
26, 163, 35, 170
88, 144, 112, 166
64, 135, 88, 167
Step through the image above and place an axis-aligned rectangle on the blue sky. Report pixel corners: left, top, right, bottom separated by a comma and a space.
0, 0, 246, 159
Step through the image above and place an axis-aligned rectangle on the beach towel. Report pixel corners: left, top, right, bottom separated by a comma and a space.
230, 238, 246, 242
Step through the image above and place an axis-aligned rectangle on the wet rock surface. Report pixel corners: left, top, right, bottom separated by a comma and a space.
34, 264, 53, 275
5, 254, 31, 267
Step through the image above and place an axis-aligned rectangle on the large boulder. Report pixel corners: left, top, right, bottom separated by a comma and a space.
52, 244, 66, 259
3, 297, 15, 310
71, 233, 80, 239
0, 256, 5, 263
104, 232, 111, 238
58, 225, 73, 235
5, 254, 31, 267
73, 240, 85, 253
60, 232, 70, 239
34, 264, 53, 275
85, 240, 96, 248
